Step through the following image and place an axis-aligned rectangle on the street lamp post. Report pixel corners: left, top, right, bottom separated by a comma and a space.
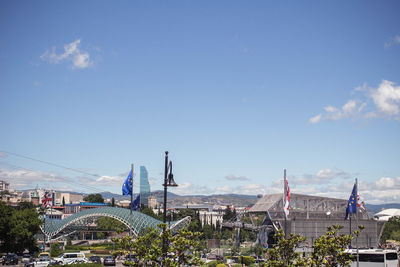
162, 151, 178, 264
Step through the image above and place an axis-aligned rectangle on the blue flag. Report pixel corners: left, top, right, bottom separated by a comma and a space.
122, 170, 133, 195
131, 195, 140, 211
345, 182, 357, 220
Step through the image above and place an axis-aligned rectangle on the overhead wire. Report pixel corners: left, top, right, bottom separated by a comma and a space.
0, 150, 101, 178
0, 149, 135, 194
0, 161, 108, 193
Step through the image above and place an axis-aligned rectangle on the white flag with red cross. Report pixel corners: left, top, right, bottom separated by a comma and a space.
41, 192, 53, 208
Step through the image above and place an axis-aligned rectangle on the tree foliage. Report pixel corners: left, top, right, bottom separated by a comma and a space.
265, 230, 308, 267
264, 224, 363, 267
97, 217, 125, 236
223, 206, 236, 221
83, 193, 104, 203
308, 224, 361, 267
51, 243, 62, 257
0, 202, 41, 253
112, 223, 203, 266
381, 216, 400, 242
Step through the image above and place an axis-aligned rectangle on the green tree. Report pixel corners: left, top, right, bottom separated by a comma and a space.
111, 197, 115, 207
83, 193, 104, 203
50, 243, 62, 257
202, 224, 214, 239
0, 202, 13, 252
252, 243, 265, 258
141, 206, 163, 220
265, 229, 308, 267
97, 217, 125, 235
381, 216, 400, 242
113, 224, 202, 266
0, 202, 41, 253
18, 201, 36, 210
223, 205, 233, 221
264, 224, 363, 267
309, 224, 362, 267
62, 196, 65, 206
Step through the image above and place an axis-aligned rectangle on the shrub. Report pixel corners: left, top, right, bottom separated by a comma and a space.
238, 256, 255, 266
89, 249, 111, 254
50, 243, 62, 257
216, 264, 227, 267
207, 260, 223, 267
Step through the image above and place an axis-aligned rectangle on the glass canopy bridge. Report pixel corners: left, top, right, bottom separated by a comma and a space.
40, 207, 191, 240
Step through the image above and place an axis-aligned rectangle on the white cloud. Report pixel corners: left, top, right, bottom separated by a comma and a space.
309, 114, 321, 124
371, 80, 400, 118
96, 175, 124, 185
373, 176, 400, 189
224, 174, 250, 181
316, 169, 335, 179
41, 39, 93, 69
169, 182, 212, 195
216, 183, 269, 195
0, 168, 65, 188
285, 175, 400, 204
0, 152, 7, 158
385, 35, 400, 48
310, 80, 400, 123
289, 168, 352, 185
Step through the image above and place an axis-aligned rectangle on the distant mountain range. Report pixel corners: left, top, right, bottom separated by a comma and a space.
365, 203, 400, 214
98, 190, 258, 207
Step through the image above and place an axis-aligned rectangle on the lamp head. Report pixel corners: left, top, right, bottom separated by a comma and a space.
167, 173, 178, 187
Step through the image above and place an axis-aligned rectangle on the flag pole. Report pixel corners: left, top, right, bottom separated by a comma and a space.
284, 169, 287, 238
130, 164, 133, 237
356, 178, 359, 267
49, 196, 53, 256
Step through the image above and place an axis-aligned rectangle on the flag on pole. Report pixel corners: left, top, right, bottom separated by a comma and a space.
131, 195, 140, 211
41, 192, 53, 208
283, 179, 290, 217
357, 193, 366, 212
122, 169, 133, 195
345, 181, 357, 220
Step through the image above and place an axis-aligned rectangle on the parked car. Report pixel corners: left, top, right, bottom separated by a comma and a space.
3, 254, 18, 265
37, 253, 50, 258
53, 252, 86, 265
206, 254, 223, 261
88, 256, 102, 264
22, 254, 32, 263
103, 256, 115, 266
25, 255, 52, 267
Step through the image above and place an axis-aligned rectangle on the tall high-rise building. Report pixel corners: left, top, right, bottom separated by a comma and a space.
140, 166, 151, 206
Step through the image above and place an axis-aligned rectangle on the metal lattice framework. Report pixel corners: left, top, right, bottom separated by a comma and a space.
40, 207, 191, 238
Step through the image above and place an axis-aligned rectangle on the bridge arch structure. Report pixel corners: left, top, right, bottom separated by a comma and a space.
40, 207, 191, 239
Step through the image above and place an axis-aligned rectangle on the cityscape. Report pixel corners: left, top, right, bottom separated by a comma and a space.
1, 0, 400, 266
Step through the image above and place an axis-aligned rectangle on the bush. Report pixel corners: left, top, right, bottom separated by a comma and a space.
89, 249, 111, 254
216, 264, 227, 267
51, 243, 62, 257
238, 256, 255, 266
207, 260, 223, 267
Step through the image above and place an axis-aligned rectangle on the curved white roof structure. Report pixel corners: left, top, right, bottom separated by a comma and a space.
373, 208, 400, 221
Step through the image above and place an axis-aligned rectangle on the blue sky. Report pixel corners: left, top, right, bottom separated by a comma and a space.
0, 1, 399, 204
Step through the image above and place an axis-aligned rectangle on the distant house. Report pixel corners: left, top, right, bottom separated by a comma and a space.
0, 180, 9, 192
